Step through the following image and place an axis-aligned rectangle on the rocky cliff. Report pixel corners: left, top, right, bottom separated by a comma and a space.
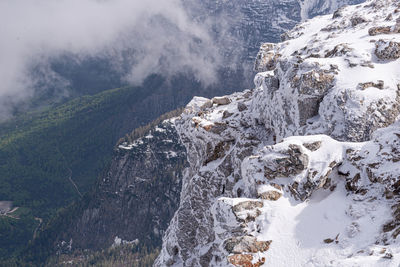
185, 0, 364, 87
43, 0, 366, 259
156, 0, 400, 266
53, 117, 187, 253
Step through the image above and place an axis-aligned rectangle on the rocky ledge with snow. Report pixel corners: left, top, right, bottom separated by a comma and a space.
155, 0, 400, 266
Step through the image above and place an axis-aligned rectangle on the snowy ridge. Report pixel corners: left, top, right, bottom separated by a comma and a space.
155, 0, 400, 266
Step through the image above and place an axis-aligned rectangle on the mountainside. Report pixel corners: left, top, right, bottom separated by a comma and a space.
23, 113, 186, 266
52, 115, 187, 253
193, 0, 364, 59
0, 74, 205, 263
36, 0, 367, 263
156, 0, 400, 266
0, 0, 368, 264
20, 0, 365, 113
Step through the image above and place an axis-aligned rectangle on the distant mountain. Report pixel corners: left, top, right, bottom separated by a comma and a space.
23, 0, 365, 113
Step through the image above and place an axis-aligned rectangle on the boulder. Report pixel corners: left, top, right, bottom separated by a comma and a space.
228, 254, 265, 267
358, 80, 384, 90
258, 190, 282, 201
369, 26, 391, 36
232, 201, 263, 213
224, 236, 272, 254
212, 96, 231, 105
303, 141, 322, 151
254, 43, 279, 72
264, 144, 309, 180
375, 40, 400, 60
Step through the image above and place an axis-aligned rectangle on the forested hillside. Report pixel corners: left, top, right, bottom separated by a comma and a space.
0, 74, 199, 263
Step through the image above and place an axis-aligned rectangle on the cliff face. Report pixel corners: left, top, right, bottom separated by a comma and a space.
156, 0, 400, 266
184, 0, 364, 88
191, 0, 364, 54
46, 0, 366, 257
54, 119, 187, 252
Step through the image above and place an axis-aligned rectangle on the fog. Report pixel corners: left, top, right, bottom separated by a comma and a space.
0, 0, 224, 119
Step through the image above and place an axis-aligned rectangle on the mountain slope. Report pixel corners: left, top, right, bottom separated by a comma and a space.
0, 0, 367, 264
22, 110, 186, 266
156, 0, 400, 266
33, 0, 367, 263
0, 74, 202, 262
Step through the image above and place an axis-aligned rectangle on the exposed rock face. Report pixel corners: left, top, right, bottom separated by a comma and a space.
254, 43, 280, 72
189, 0, 364, 75
54, 120, 187, 252
375, 40, 400, 60
224, 236, 271, 254
251, 0, 400, 142
212, 97, 232, 106
43, 0, 368, 261
156, 1, 400, 266
228, 254, 265, 267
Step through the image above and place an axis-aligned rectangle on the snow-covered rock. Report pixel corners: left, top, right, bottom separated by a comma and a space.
155, 0, 400, 266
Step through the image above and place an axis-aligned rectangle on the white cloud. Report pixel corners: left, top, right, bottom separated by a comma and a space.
0, 0, 222, 119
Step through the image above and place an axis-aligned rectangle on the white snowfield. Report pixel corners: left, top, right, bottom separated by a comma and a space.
155, 0, 400, 266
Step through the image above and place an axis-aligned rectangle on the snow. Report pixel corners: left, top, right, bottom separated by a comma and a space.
251, 177, 398, 266
156, 0, 400, 266
165, 151, 178, 159
155, 126, 166, 133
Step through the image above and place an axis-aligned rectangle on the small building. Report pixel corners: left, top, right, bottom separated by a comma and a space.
0, 201, 13, 215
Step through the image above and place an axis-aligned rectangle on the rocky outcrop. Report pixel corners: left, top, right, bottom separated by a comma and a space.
156, 1, 400, 266
375, 40, 400, 60
254, 43, 280, 72
251, 0, 400, 143
36, 0, 370, 263
54, 120, 187, 252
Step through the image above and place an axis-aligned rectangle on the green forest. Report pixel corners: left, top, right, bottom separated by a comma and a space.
0, 75, 170, 264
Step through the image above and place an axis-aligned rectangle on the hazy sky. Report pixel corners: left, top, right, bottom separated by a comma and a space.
0, 0, 222, 119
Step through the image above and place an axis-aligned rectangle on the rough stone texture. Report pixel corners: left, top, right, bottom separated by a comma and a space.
258, 191, 282, 201
54, 120, 187, 252
228, 254, 254, 267
155, 90, 271, 266
358, 80, 384, 90
324, 43, 353, 57
350, 15, 367, 26
263, 144, 309, 180
232, 200, 263, 223
369, 26, 392, 35
375, 40, 400, 60
339, 121, 400, 242
251, 2, 400, 143
212, 97, 232, 106
254, 43, 280, 72
232, 201, 263, 213
155, 1, 400, 266
224, 236, 272, 254
303, 141, 322, 151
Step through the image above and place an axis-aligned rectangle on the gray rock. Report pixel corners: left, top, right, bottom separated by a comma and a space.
224, 236, 272, 254
303, 141, 322, 151
258, 191, 282, 201
53, 120, 187, 251
232, 201, 263, 213
212, 97, 231, 106
375, 40, 400, 60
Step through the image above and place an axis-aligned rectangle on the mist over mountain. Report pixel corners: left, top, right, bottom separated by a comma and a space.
0, 0, 225, 119
0, 0, 364, 120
